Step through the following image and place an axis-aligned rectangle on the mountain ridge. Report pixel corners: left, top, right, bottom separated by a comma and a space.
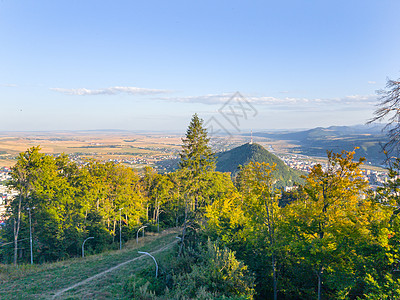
250, 124, 388, 165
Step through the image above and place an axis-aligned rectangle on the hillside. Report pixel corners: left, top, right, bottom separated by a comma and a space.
216, 143, 304, 188
0, 230, 179, 299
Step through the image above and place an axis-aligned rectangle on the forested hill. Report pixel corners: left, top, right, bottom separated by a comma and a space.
215, 143, 304, 187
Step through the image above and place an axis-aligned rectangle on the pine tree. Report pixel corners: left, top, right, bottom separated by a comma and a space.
179, 113, 215, 174
178, 114, 215, 256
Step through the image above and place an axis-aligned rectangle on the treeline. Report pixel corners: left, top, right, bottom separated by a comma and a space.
2, 114, 400, 299
1, 146, 233, 263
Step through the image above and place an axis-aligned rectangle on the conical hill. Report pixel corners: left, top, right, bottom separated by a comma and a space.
216, 143, 303, 188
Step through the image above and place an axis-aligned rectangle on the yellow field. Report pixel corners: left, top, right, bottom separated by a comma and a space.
0, 131, 338, 170
0, 131, 185, 167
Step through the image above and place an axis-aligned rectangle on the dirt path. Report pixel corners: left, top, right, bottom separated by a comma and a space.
51, 240, 177, 299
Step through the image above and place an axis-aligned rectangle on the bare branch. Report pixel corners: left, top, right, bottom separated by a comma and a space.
368, 77, 400, 157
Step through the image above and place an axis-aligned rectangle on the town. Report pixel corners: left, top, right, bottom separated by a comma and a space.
278, 153, 389, 188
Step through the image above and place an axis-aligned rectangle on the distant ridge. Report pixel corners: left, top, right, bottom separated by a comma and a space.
216, 143, 303, 188
251, 124, 388, 165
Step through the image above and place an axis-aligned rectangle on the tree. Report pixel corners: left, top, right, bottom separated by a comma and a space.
236, 162, 280, 300
179, 113, 215, 174
369, 156, 400, 298
2, 147, 151, 263
178, 114, 216, 212
178, 114, 216, 255
369, 76, 400, 156
142, 170, 173, 232
280, 150, 376, 299
7, 146, 44, 265
171, 240, 255, 299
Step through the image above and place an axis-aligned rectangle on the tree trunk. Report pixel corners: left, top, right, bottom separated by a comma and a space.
178, 201, 188, 257
13, 194, 23, 265
272, 254, 277, 300
153, 197, 157, 221
317, 267, 323, 300
156, 203, 160, 233
13, 219, 18, 265
265, 199, 277, 300
112, 218, 116, 242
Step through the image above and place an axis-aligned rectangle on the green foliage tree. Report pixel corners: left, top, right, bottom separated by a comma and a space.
205, 190, 247, 246
363, 273, 400, 300
236, 162, 280, 300
142, 168, 175, 231
125, 240, 255, 300
2, 148, 149, 263
7, 146, 44, 265
206, 162, 282, 299
279, 150, 388, 299
178, 114, 217, 255
172, 240, 255, 299
363, 156, 400, 299
179, 113, 215, 174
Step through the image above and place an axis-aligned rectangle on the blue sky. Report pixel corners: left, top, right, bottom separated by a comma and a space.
1, 0, 400, 132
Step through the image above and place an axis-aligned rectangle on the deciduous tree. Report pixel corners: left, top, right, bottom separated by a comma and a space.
237, 162, 280, 300
280, 150, 374, 299
8, 146, 44, 265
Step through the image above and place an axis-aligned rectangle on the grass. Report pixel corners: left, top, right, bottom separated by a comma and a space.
0, 228, 180, 300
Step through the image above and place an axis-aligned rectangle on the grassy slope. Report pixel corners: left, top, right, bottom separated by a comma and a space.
0, 228, 180, 300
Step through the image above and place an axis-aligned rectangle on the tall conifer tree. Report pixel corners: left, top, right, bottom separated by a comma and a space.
178, 114, 215, 256
179, 113, 215, 173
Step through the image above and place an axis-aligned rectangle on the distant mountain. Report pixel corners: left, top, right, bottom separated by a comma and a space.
252, 124, 388, 166
254, 124, 385, 140
216, 143, 304, 188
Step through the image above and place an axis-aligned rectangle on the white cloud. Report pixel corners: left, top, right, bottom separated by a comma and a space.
51, 86, 378, 109
368, 81, 376, 84
158, 93, 377, 106
50, 86, 171, 96
158, 93, 234, 104
340, 94, 376, 103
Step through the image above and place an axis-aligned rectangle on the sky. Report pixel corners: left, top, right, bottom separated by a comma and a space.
1, 0, 400, 133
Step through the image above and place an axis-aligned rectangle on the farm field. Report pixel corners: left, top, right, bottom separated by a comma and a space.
0, 130, 386, 173
0, 130, 278, 168
0, 131, 185, 167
